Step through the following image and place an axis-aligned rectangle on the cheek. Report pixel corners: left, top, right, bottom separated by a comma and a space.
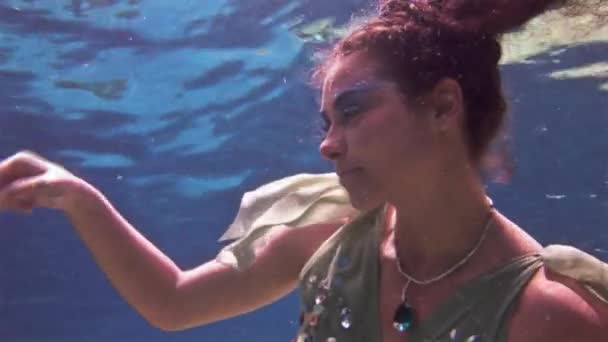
351, 109, 396, 147
360, 114, 410, 159
344, 115, 405, 187
365, 114, 433, 176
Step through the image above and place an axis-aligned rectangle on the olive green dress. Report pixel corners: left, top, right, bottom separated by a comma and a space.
217, 173, 608, 342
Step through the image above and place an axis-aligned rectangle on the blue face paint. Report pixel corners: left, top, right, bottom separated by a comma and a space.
319, 81, 391, 132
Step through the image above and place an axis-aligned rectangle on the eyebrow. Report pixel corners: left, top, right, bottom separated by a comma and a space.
319, 83, 384, 120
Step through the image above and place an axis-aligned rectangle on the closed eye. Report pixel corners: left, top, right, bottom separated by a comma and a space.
341, 104, 362, 118
318, 81, 386, 133
319, 104, 365, 133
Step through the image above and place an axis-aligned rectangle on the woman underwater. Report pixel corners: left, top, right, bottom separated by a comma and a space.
1, 0, 607, 341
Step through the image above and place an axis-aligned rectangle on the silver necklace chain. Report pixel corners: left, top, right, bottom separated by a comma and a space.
394, 208, 495, 301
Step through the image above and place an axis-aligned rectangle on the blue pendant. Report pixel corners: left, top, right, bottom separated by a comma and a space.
392, 301, 414, 332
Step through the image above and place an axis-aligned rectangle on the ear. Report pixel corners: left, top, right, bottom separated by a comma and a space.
427, 78, 465, 132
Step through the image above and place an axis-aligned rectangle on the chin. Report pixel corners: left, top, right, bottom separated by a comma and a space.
345, 189, 384, 212
340, 174, 384, 211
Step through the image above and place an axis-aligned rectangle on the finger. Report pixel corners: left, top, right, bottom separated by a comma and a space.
1, 173, 68, 210
0, 151, 48, 188
0, 176, 44, 210
0, 151, 47, 170
14, 197, 34, 214
0, 191, 33, 212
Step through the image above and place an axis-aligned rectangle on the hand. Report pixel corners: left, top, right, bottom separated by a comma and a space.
0, 151, 90, 213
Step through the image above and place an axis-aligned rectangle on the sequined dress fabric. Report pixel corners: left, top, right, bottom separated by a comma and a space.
216, 173, 608, 342
295, 207, 544, 342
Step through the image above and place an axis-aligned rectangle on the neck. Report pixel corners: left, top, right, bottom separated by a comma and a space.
386, 163, 494, 280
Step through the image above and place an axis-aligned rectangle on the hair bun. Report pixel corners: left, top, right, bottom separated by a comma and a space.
380, 0, 559, 35
444, 0, 557, 34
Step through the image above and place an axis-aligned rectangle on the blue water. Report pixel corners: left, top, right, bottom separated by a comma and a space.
0, 1, 606, 341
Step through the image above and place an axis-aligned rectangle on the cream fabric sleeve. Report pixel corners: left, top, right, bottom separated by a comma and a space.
216, 173, 359, 271
541, 244, 608, 304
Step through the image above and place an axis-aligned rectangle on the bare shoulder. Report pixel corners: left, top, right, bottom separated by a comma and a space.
508, 267, 608, 342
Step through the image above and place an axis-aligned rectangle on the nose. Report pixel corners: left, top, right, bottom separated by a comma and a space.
319, 127, 345, 161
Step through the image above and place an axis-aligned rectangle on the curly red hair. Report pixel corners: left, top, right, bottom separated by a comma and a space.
313, 0, 568, 164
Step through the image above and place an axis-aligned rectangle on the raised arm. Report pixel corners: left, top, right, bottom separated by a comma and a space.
165, 218, 344, 330
0, 151, 344, 331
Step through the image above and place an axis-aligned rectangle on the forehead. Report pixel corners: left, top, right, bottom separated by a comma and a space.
322, 53, 386, 99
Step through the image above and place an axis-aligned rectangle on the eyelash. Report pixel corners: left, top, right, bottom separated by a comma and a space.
321, 105, 362, 133
342, 105, 361, 117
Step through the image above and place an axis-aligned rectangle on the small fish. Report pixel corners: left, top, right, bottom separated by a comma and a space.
54, 79, 127, 100
283, 15, 304, 30
291, 17, 343, 43
115, 9, 140, 19
545, 194, 566, 200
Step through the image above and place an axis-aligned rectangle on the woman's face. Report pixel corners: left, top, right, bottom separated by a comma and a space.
319, 52, 448, 211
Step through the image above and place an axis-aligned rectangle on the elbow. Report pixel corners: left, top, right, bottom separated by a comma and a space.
150, 312, 205, 332
142, 290, 186, 332
148, 305, 218, 332
146, 293, 204, 332
144, 271, 221, 332
154, 322, 185, 333
147, 308, 186, 332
